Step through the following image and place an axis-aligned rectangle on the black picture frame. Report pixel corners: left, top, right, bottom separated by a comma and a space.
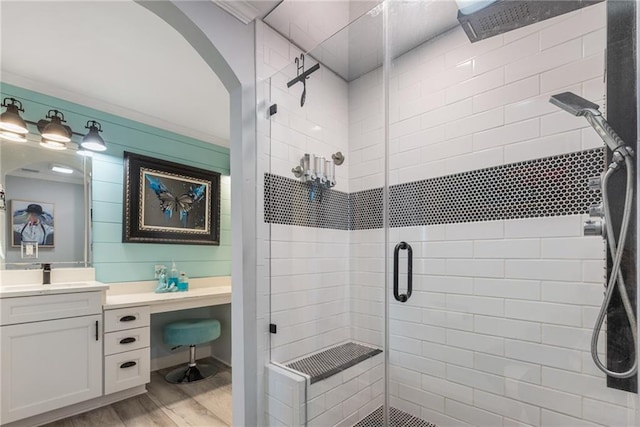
122, 151, 220, 245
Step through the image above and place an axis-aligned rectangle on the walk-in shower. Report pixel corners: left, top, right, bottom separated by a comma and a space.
550, 91, 637, 379
259, 0, 639, 425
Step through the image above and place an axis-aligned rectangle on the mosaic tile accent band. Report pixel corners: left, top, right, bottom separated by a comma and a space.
353, 406, 438, 427
389, 148, 604, 227
285, 342, 382, 384
350, 187, 384, 230
264, 174, 350, 230
264, 148, 605, 230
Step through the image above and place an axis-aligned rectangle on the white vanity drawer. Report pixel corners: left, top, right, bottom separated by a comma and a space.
104, 306, 150, 332
0, 291, 103, 325
104, 347, 150, 394
104, 327, 150, 355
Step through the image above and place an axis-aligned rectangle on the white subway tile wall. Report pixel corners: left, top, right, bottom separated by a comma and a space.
354, 19, 606, 190
308, 354, 384, 427
270, 224, 351, 362
260, 2, 637, 426
258, 19, 357, 426
266, 364, 307, 426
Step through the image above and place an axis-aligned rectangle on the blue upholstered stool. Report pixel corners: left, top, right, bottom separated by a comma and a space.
163, 318, 221, 383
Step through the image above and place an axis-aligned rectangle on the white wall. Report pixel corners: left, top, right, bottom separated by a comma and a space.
307, 352, 383, 427
264, 41, 350, 193
257, 20, 352, 365
266, 364, 307, 426
270, 225, 351, 362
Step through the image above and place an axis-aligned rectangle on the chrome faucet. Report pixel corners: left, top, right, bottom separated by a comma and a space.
42, 263, 51, 285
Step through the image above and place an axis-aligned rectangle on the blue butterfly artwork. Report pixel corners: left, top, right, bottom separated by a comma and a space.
145, 174, 207, 228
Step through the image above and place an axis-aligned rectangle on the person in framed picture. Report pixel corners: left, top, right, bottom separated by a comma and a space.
12, 203, 54, 246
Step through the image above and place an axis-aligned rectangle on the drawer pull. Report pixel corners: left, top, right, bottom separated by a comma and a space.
119, 315, 137, 322
120, 361, 137, 369
119, 337, 137, 345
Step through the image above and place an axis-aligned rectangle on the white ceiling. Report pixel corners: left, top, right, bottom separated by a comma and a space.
0, 0, 230, 147
268, 0, 460, 82
214, 0, 282, 23
263, 0, 383, 56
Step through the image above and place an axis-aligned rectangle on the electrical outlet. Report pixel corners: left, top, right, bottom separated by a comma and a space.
154, 264, 166, 279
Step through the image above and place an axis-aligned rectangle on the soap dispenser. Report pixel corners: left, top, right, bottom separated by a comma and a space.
168, 261, 179, 290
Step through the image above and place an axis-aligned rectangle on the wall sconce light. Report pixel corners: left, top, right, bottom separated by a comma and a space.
0, 97, 29, 142
0, 97, 108, 152
38, 110, 72, 143
81, 120, 106, 152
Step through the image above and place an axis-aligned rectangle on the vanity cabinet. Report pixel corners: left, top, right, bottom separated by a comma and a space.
0, 291, 103, 425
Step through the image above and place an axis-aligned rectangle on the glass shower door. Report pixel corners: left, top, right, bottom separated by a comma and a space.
382, 2, 640, 427
381, 2, 461, 425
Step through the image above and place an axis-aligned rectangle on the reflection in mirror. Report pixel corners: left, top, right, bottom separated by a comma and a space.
0, 140, 91, 270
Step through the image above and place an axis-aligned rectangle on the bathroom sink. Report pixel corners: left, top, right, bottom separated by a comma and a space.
0, 281, 109, 298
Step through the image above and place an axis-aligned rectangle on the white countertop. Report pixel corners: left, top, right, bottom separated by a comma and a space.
0, 273, 231, 314
0, 281, 109, 298
0, 267, 97, 287
104, 276, 231, 313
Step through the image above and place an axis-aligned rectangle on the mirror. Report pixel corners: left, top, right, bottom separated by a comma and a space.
0, 140, 92, 270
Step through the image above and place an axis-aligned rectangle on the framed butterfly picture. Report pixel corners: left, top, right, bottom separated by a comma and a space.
122, 152, 220, 245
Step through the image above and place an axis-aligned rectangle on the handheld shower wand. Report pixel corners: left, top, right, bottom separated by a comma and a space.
550, 91, 637, 379
549, 92, 628, 152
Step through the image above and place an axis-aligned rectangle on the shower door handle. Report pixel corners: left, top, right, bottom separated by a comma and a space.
393, 242, 413, 303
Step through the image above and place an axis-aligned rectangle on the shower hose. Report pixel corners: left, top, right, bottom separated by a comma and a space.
591, 149, 637, 379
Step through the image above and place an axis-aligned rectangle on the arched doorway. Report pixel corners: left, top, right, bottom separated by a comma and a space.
137, 2, 258, 425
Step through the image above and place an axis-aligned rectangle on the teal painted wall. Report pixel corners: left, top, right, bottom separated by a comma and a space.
1, 83, 231, 283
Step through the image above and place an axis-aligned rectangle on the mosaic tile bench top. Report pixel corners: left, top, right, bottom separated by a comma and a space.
285, 342, 382, 384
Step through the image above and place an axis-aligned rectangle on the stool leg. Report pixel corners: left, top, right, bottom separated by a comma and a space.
189, 344, 197, 367
165, 344, 219, 384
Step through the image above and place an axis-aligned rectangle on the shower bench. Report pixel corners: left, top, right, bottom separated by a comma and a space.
267, 342, 438, 426
267, 342, 383, 426
285, 342, 382, 384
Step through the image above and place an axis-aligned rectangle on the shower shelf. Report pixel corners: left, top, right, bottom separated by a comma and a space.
285, 341, 381, 384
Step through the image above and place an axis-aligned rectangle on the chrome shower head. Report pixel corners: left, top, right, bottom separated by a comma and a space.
457, 1, 603, 43
549, 92, 601, 117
